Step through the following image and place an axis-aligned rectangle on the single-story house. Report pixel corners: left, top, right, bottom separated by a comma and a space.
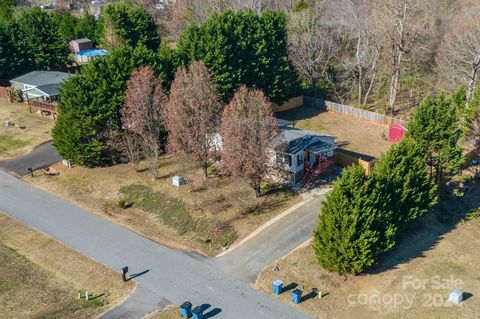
212, 119, 336, 184
275, 120, 336, 183
10, 71, 71, 101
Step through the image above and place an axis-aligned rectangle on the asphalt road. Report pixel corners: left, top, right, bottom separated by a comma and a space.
213, 190, 329, 283
0, 141, 61, 176
0, 171, 310, 319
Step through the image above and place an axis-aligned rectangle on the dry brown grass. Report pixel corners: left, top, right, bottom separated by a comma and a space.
256, 214, 480, 319
23, 155, 300, 255
277, 106, 392, 157
0, 212, 135, 319
0, 97, 54, 160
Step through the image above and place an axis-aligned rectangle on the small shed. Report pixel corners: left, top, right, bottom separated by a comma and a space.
388, 124, 408, 143
69, 38, 93, 53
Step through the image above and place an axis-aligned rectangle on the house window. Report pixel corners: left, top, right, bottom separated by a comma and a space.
297, 154, 302, 166
285, 154, 292, 167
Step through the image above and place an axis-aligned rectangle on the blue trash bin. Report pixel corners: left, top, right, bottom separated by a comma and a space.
192, 306, 204, 319
272, 279, 284, 295
292, 289, 302, 304
180, 302, 192, 318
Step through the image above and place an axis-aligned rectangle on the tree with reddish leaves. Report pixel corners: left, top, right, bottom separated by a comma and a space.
221, 86, 280, 197
165, 61, 223, 179
121, 66, 168, 179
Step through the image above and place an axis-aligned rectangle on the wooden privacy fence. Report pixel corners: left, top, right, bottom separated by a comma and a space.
0, 86, 8, 98
334, 148, 376, 174
304, 96, 405, 126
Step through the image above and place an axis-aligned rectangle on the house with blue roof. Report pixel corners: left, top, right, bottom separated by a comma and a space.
275, 120, 336, 183
10, 71, 71, 101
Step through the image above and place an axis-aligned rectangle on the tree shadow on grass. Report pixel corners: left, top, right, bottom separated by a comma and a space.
366, 185, 480, 275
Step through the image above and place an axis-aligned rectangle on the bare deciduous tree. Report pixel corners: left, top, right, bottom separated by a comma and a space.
287, 3, 336, 97
336, 0, 381, 106
438, 4, 480, 100
121, 66, 168, 179
226, 0, 272, 14
168, 0, 226, 35
221, 86, 280, 197
166, 61, 224, 179
374, 0, 429, 113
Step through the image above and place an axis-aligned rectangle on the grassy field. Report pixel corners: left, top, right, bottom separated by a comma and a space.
277, 106, 392, 158
23, 155, 300, 255
255, 188, 480, 319
0, 212, 135, 319
0, 97, 54, 160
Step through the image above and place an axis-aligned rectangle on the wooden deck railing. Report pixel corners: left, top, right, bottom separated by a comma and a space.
27, 100, 58, 118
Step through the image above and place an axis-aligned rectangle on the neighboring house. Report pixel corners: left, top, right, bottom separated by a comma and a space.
10, 71, 70, 101
275, 120, 336, 183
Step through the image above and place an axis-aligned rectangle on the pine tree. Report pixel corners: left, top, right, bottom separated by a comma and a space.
312, 165, 387, 274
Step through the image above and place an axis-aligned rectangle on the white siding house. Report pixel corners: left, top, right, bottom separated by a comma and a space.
214, 119, 336, 184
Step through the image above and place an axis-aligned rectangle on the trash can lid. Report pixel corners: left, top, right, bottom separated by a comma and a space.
180, 301, 192, 308
192, 306, 203, 313
273, 279, 284, 286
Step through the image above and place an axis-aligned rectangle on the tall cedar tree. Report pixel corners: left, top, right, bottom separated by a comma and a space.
102, 3, 160, 51
313, 165, 384, 275
121, 66, 167, 178
166, 61, 223, 179
53, 45, 176, 166
0, 0, 15, 22
177, 10, 299, 104
220, 86, 279, 197
372, 137, 437, 230
16, 8, 70, 70
407, 89, 465, 195
52, 11, 103, 45
0, 21, 29, 79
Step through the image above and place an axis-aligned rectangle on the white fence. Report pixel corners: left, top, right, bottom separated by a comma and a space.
303, 96, 405, 126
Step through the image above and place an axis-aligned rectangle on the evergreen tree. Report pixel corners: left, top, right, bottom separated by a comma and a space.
53, 45, 176, 165
102, 3, 160, 51
52, 10, 77, 42
0, 0, 15, 22
177, 10, 299, 104
312, 165, 388, 274
0, 21, 29, 78
76, 12, 103, 46
16, 8, 70, 70
372, 137, 437, 229
407, 90, 465, 194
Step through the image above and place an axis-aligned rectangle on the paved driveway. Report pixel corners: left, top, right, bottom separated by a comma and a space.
213, 190, 329, 283
0, 141, 60, 176
0, 171, 310, 319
